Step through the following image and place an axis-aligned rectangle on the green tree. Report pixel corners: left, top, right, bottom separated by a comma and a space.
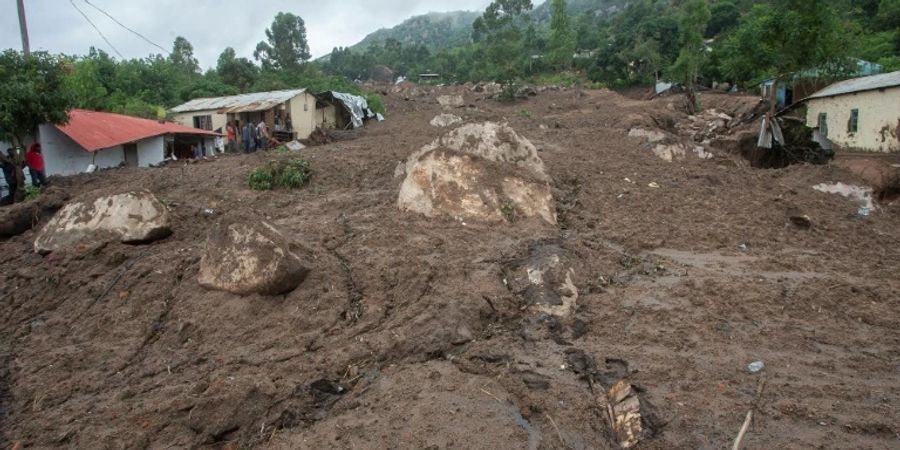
705, 1, 739, 37
255, 12, 312, 70
216, 47, 259, 92
720, 0, 846, 112
875, 0, 900, 30
0, 51, 74, 201
472, 0, 534, 81
548, 0, 575, 68
669, 0, 711, 112
170, 36, 200, 75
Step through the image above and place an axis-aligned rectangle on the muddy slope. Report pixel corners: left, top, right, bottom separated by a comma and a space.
1, 88, 898, 449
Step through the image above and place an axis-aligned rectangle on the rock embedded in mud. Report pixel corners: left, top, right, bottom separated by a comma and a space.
398, 122, 557, 224
198, 218, 309, 296
33, 190, 171, 254
430, 113, 463, 128
437, 94, 465, 108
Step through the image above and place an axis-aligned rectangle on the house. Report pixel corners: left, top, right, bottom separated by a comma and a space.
315, 91, 382, 130
169, 89, 320, 141
38, 109, 220, 176
759, 59, 884, 108
802, 71, 900, 153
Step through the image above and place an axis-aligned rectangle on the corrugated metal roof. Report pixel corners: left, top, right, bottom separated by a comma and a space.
57, 109, 221, 152
807, 71, 900, 100
169, 89, 306, 114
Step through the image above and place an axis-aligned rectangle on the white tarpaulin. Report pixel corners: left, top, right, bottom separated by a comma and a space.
321, 92, 382, 129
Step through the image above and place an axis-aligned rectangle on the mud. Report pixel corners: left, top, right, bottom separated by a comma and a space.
1, 87, 898, 449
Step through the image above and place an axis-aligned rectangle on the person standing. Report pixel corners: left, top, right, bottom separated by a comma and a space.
1, 148, 18, 203
226, 122, 237, 153
256, 120, 268, 150
25, 143, 47, 187
242, 121, 254, 153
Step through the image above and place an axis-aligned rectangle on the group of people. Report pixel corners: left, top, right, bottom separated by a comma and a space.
225, 119, 273, 154
1, 143, 47, 204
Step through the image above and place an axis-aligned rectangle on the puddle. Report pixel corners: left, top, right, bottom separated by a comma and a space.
813, 182, 874, 209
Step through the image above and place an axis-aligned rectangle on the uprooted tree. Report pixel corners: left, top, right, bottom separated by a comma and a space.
0, 50, 74, 202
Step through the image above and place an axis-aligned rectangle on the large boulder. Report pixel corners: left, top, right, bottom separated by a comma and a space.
33, 190, 171, 254
198, 218, 309, 296
437, 95, 465, 108
398, 122, 556, 224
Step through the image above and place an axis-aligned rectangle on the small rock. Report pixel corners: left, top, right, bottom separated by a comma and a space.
748, 361, 765, 373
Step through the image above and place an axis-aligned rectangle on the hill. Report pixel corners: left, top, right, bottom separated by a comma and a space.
349, 11, 481, 53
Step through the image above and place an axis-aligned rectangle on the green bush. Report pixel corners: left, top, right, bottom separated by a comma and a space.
248, 158, 312, 191
365, 93, 386, 115
24, 185, 42, 201
516, 109, 532, 118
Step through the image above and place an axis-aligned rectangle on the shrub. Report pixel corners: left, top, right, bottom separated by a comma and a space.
248, 158, 312, 191
24, 185, 42, 201
365, 93, 386, 115
516, 109, 532, 118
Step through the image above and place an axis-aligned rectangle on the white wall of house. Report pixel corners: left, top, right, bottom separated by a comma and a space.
38, 124, 124, 176
289, 92, 319, 140
805, 86, 900, 153
172, 109, 228, 132
137, 136, 166, 166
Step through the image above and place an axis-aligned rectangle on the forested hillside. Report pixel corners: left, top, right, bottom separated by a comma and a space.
349, 11, 481, 53
323, 0, 899, 89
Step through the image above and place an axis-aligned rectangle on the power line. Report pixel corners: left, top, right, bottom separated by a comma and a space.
70, 0, 124, 59
83, 0, 169, 54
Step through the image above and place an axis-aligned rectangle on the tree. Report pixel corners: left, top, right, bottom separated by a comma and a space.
705, 1, 739, 37
548, 0, 575, 68
216, 47, 259, 92
0, 51, 74, 201
669, 0, 711, 112
170, 36, 200, 75
720, 0, 846, 113
472, 0, 534, 81
254, 12, 311, 70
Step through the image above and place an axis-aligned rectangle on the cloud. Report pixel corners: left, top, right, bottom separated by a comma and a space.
0, 0, 493, 69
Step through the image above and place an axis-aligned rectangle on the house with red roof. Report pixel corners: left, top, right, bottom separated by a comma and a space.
37, 109, 222, 176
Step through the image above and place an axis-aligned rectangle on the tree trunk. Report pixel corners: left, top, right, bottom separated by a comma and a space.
11, 136, 27, 203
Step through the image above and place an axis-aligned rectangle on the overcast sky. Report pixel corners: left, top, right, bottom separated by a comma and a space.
0, 0, 493, 69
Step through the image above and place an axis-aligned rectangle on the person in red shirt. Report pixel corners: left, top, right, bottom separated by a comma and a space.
226, 122, 237, 153
25, 143, 47, 187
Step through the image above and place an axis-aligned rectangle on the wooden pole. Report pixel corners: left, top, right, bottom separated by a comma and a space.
17, 0, 30, 56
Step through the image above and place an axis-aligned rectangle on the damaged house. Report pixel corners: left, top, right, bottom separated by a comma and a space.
170, 89, 319, 141
170, 89, 382, 140
802, 71, 900, 153
37, 109, 219, 176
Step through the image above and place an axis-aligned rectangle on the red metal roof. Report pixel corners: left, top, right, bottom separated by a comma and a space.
55, 109, 221, 152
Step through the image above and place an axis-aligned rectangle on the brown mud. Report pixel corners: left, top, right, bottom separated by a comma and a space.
1, 87, 898, 449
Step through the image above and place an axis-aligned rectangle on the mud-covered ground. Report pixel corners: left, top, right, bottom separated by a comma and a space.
1, 87, 898, 449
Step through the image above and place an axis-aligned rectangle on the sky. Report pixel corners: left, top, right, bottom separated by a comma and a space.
0, 0, 493, 69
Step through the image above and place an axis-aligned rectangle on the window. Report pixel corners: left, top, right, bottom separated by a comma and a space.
193, 115, 213, 130
818, 112, 828, 137
848, 109, 859, 133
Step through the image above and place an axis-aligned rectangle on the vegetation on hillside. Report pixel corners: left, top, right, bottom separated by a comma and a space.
324, 0, 900, 89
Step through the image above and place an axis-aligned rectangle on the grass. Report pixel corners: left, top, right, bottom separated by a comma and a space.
24, 185, 42, 201
500, 201, 517, 223
516, 109, 532, 118
248, 159, 312, 191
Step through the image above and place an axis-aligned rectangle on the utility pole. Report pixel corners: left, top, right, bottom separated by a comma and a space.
17, 0, 31, 56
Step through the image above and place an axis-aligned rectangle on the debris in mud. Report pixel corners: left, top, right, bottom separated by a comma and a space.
786, 208, 812, 229
302, 128, 335, 146
33, 190, 171, 254
606, 380, 652, 449
430, 113, 463, 128
813, 182, 875, 211
0, 186, 69, 238
504, 242, 579, 317
628, 127, 713, 162
398, 122, 556, 224
198, 216, 309, 295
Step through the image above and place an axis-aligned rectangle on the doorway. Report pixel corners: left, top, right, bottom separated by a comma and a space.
124, 143, 139, 167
